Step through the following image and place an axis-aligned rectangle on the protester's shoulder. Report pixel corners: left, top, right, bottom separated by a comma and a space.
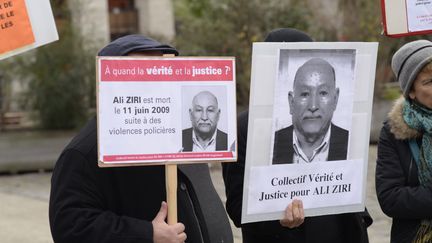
386, 97, 420, 140
64, 117, 97, 156
381, 120, 391, 133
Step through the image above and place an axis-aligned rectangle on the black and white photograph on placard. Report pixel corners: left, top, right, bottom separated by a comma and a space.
242, 42, 378, 223
181, 86, 228, 152
271, 49, 356, 165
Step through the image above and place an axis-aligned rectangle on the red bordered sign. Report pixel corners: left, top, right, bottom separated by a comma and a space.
381, 0, 432, 37
97, 56, 237, 167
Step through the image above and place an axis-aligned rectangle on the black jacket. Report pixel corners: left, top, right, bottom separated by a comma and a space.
272, 124, 348, 164
49, 118, 233, 243
223, 110, 371, 243
376, 98, 432, 243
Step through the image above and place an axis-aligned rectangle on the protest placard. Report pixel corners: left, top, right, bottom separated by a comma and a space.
242, 42, 378, 223
0, 0, 58, 60
382, 0, 432, 37
97, 56, 237, 166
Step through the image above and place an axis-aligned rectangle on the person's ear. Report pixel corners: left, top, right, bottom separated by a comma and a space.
409, 90, 416, 100
288, 91, 294, 115
189, 108, 193, 120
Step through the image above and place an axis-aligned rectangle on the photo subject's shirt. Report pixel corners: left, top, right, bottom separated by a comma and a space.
292, 127, 331, 163
191, 130, 217, 152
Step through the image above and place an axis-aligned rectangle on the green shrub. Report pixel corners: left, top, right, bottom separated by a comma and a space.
174, 0, 310, 106
1, 3, 95, 129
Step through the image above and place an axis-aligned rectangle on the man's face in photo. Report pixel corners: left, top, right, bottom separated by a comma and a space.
288, 58, 339, 140
189, 91, 220, 137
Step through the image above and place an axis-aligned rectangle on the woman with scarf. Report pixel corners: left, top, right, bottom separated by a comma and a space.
376, 40, 432, 243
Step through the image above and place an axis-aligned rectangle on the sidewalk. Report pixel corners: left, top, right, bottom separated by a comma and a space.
0, 178, 52, 243
0, 130, 391, 242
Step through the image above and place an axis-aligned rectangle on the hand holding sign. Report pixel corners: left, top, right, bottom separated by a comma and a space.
280, 199, 305, 228
152, 202, 187, 243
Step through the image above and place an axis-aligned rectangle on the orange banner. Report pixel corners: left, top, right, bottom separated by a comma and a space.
0, 0, 35, 54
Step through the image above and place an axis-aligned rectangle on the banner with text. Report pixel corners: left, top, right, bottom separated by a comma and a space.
381, 0, 432, 37
0, 0, 58, 60
0, 0, 34, 54
247, 160, 362, 215
97, 57, 237, 165
407, 0, 432, 32
242, 42, 378, 223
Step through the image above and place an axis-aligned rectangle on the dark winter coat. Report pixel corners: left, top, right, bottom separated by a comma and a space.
223, 110, 372, 243
49, 118, 233, 243
376, 97, 432, 243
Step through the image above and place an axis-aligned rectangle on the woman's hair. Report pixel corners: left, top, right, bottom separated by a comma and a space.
410, 62, 432, 94
421, 62, 432, 73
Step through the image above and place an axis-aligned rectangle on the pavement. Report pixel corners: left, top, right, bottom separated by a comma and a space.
0, 130, 391, 243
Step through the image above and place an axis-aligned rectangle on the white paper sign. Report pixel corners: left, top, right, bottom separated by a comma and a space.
247, 160, 362, 215
0, 0, 58, 60
242, 42, 378, 224
406, 0, 432, 32
97, 57, 237, 166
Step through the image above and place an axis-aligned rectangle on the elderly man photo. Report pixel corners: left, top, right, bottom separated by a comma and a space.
182, 90, 228, 152
273, 57, 348, 164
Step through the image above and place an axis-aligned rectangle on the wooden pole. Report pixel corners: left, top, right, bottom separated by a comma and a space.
163, 53, 178, 225
165, 164, 177, 224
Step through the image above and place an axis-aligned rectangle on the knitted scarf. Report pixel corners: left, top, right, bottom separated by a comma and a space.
403, 99, 432, 243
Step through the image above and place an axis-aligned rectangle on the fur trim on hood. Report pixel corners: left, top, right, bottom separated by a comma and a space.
388, 96, 421, 140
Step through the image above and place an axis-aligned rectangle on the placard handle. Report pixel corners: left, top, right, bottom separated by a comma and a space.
165, 164, 177, 224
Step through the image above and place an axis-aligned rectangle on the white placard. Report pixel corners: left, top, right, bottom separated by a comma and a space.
247, 160, 362, 216
97, 56, 237, 166
407, 0, 432, 32
382, 0, 432, 36
242, 42, 378, 224
0, 0, 58, 60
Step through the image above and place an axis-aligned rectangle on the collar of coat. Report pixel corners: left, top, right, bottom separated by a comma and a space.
388, 96, 422, 140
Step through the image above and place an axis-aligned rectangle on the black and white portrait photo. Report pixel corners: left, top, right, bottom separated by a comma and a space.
271, 49, 356, 164
181, 86, 228, 152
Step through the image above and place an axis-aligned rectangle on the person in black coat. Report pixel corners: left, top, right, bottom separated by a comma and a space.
376, 40, 432, 243
222, 28, 371, 243
49, 35, 233, 243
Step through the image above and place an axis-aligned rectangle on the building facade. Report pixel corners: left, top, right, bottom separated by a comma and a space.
0, 0, 175, 129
